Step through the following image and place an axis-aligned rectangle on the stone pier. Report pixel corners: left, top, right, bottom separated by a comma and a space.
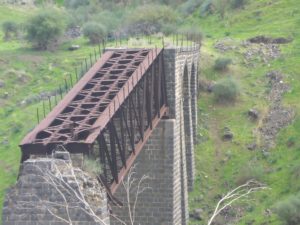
111, 47, 199, 225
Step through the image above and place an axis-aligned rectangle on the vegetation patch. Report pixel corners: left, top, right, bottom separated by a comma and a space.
214, 57, 232, 71
0, 1, 299, 225
212, 77, 240, 102
26, 10, 65, 50
274, 193, 300, 225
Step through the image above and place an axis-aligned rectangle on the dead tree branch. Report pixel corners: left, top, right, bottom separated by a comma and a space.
16, 159, 109, 225
207, 179, 269, 225
120, 164, 151, 225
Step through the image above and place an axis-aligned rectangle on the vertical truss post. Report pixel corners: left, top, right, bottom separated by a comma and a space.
98, 136, 108, 180
128, 100, 135, 153
109, 122, 118, 183
111, 119, 126, 168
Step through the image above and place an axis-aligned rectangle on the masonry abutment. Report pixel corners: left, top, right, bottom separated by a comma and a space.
191, 64, 198, 144
111, 47, 199, 224
182, 64, 195, 191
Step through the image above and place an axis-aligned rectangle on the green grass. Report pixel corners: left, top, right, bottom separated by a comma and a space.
0, 1, 300, 224
188, 0, 300, 224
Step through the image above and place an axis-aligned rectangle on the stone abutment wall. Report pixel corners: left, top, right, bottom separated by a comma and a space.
111, 47, 199, 225
2, 152, 110, 225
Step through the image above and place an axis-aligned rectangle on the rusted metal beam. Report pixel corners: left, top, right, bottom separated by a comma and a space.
20, 48, 168, 195
110, 105, 168, 194
20, 51, 114, 146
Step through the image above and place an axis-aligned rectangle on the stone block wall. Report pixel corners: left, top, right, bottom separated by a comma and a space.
111, 119, 182, 225
111, 46, 199, 225
2, 153, 110, 225
164, 46, 199, 192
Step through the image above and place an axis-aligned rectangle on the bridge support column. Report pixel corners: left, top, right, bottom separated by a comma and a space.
111, 47, 199, 225
164, 47, 198, 192
111, 119, 188, 225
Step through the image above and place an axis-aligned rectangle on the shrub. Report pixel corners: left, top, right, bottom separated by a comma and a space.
231, 0, 247, 9
212, 77, 239, 102
179, 27, 203, 43
64, 0, 89, 9
83, 156, 102, 176
214, 58, 232, 71
178, 0, 203, 16
2, 21, 19, 40
200, 0, 215, 17
161, 23, 177, 36
287, 136, 296, 147
214, 0, 230, 19
235, 163, 265, 185
10, 122, 22, 134
26, 10, 64, 50
274, 193, 300, 225
290, 165, 300, 189
83, 22, 106, 44
125, 4, 177, 35
94, 10, 122, 33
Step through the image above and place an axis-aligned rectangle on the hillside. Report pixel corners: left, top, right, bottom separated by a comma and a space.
0, 5, 110, 221
188, 0, 300, 224
0, 0, 299, 224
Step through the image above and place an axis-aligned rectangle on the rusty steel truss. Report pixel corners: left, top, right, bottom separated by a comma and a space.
20, 48, 168, 193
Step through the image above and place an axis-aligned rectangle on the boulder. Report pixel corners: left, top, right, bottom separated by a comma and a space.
3, 92, 9, 99
68, 45, 80, 51
65, 26, 82, 39
248, 35, 292, 44
198, 78, 215, 93
247, 143, 257, 151
222, 127, 233, 141
272, 37, 292, 44
248, 108, 259, 120
190, 208, 204, 221
248, 35, 273, 44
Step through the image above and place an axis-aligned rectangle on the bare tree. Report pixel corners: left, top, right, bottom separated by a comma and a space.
15, 159, 109, 225
12, 153, 151, 225
110, 164, 151, 225
207, 179, 269, 225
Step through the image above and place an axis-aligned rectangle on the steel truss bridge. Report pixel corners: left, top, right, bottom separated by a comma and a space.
20, 48, 168, 194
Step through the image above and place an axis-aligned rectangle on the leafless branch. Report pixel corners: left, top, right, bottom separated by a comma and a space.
16, 159, 109, 225
121, 164, 151, 225
207, 179, 269, 225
